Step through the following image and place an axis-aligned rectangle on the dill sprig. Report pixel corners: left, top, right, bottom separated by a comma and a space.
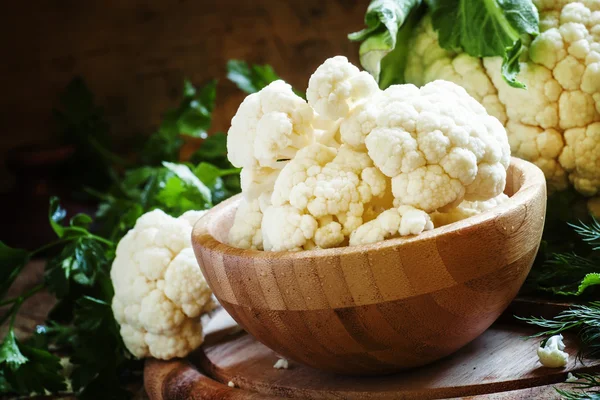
570, 219, 600, 251
517, 301, 600, 358
527, 217, 600, 296
556, 374, 600, 400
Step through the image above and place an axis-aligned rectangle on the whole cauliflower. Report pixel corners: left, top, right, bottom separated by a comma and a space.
111, 209, 215, 360
405, 1, 600, 195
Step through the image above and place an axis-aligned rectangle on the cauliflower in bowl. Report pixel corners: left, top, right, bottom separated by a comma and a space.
226, 56, 512, 251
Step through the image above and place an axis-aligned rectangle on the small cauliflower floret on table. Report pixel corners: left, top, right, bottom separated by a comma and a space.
363, 80, 511, 213
537, 334, 569, 368
111, 209, 215, 360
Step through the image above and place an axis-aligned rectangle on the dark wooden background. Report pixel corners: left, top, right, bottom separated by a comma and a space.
0, 0, 365, 189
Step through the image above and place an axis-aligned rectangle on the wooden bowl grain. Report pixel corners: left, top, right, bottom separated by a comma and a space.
192, 157, 547, 375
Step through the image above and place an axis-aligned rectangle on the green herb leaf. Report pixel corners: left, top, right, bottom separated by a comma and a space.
49, 196, 67, 237
162, 162, 212, 204
0, 242, 30, 300
70, 213, 93, 229
141, 80, 218, 164
517, 301, 600, 358
556, 373, 600, 399
0, 330, 27, 370
0, 329, 66, 395
45, 239, 112, 298
189, 132, 232, 168
53, 77, 116, 191
554, 273, 600, 296
227, 60, 281, 94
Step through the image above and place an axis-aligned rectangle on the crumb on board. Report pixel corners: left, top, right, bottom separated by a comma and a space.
273, 358, 289, 369
566, 372, 578, 382
228, 381, 236, 388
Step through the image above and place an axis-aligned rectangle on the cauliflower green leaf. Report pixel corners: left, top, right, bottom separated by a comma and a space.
348, 0, 423, 83
428, 0, 539, 88
350, 0, 539, 88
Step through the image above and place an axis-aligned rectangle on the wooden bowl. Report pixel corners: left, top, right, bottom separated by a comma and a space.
192, 157, 547, 375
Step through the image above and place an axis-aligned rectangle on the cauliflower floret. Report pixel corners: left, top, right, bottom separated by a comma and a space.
307, 56, 379, 121
273, 358, 289, 369
239, 166, 281, 201
272, 143, 388, 237
261, 204, 318, 251
430, 193, 509, 227
177, 210, 207, 227
349, 206, 433, 246
314, 216, 345, 248
537, 334, 569, 368
228, 197, 265, 250
559, 122, 600, 195
111, 210, 215, 360
404, 3, 600, 197
362, 81, 510, 212
227, 80, 314, 169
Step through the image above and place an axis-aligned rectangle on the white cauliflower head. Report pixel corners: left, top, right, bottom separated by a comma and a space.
362, 80, 510, 212
307, 56, 379, 121
227, 80, 315, 169
111, 209, 214, 360
405, 1, 600, 195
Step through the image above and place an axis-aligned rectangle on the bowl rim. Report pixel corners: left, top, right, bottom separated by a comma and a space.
192, 157, 546, 260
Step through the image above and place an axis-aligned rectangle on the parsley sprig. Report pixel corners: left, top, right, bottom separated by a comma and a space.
0, 60, 286, 398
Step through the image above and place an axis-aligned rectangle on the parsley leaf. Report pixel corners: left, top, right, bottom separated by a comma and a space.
227, 60, 280, 94
0, 242, 30, 299
190, 132, 230, 167
0, 318, 66, 394
53, 77, 115, 191
141, 80, 217, 164
227, 60, 304, 98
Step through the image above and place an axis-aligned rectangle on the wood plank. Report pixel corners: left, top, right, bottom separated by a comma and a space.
0, 0, 366, 166
189, 324, 599, 400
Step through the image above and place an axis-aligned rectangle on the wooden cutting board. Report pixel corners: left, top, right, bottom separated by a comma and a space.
145, 303, 600, 400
